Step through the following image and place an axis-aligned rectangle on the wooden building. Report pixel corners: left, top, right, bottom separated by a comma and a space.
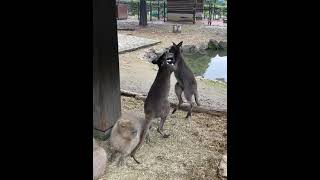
167, 0, 204, 22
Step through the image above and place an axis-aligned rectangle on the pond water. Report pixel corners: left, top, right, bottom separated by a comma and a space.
183, 50, 227, 83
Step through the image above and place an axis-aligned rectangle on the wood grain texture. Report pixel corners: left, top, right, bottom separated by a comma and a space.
93, 0, 121, 131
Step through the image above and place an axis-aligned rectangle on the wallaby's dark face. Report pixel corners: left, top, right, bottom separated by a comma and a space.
151, 52, 175, 70
169, 41, 183, 55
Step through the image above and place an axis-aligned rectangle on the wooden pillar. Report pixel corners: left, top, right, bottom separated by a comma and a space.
93, 0, 121, 133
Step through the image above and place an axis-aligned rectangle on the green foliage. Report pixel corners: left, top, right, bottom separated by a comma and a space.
184, 53, 212, 76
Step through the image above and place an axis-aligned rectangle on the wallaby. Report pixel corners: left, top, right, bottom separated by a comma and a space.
169, 41, 201, 120
109, 112, 144, 166
130, 51, 176, 160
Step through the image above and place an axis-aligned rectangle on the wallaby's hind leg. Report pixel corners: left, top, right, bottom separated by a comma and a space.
130, 114, 152, 161
158, 103, 171, 138
158, 116, 170, 138
145, 131, 151, 144
172, 82, 183, 114
194, 89, 201, 106
184, 91, 194, 120
185, 100, 193, 120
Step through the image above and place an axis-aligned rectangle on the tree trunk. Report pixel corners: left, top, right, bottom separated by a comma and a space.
157, 0, 160, 20
150, 1, 152, 21
120, 89, 227, 117
139, 0, 147, 26
213, 0, 216, 20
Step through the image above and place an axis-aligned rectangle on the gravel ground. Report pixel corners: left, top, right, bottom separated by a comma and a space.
97, 96, 227, 180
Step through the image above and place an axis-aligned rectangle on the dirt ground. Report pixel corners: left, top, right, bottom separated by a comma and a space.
117, 18, 227, 110
97, 96, 227, 180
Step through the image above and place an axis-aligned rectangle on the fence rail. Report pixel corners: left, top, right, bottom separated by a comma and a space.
117, 1, 227, 22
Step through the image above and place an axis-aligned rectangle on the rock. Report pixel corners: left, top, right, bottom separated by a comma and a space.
218, 41, 227, 50
155, 48, 167, 56
182, 45, 198, 54
216, 78, 226, 83
198, 43, 208, 54
195, 76, 205, 80
153, 66, 158, 71
219, 154, 227, 178
93, 138, 107, 180
208, 39, 219, 50
140, 48, 158, 62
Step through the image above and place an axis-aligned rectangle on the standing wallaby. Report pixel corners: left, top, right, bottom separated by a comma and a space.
169, 41, 201, 120
130, 51, 176, 160
109, 112, 143, 166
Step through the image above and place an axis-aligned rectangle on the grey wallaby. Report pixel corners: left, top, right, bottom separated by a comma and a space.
169, 41, 201, 119
130, 51, 176, 160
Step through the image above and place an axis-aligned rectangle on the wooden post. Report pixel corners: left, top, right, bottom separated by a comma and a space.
93, 0, 121, 133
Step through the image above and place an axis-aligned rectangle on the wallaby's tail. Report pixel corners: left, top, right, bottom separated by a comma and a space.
194, 90, 201, 106
131, 154, 141, 164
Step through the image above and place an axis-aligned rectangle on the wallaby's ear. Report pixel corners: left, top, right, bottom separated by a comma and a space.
177, 41, 183, 47
172, 42, 177, 46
